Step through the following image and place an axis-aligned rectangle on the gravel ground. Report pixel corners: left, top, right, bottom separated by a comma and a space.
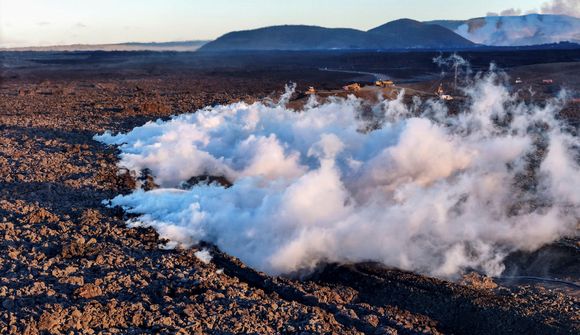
0, 67, 578, 334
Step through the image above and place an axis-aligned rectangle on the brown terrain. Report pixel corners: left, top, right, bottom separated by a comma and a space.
0, 50, 578, 334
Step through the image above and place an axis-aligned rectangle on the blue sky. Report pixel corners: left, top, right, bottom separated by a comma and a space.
0, 0, 561, 47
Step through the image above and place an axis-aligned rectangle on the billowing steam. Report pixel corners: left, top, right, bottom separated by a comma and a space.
96, 67, 579, 278
541, 0, 580, 17
433, 54, 472, 90
489, 0, 580, 17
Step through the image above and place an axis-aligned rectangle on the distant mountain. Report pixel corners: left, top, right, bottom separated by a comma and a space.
427, 14, 580, 46
368, 19, 475, 48
199, 26, 372, 51
2, 41, 209, 52
199, 19, 475, 51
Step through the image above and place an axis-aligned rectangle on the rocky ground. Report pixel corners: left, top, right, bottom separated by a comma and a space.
0, 53, 578, 334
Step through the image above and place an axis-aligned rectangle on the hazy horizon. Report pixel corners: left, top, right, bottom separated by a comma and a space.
2, 0, 578, 48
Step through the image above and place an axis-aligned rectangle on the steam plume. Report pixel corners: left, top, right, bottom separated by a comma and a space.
541, 0, 580, 17
493, 0, 580, 17
96, 67, 579, 278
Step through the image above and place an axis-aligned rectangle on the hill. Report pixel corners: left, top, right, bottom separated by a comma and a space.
199, 20, 475, 51
199, 25, 373, 51
368, 19, 475, 48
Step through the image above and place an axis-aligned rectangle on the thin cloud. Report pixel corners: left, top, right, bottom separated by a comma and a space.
541, 0, 580, 17
487, 9, 523, 17
37, 21, 50, 26
500, 8, 522, 16
74, 22, 87, 28
492, 0, 579, 18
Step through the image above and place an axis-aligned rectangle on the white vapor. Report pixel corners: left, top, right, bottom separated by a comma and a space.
95, 69, 579, 278
541, 0, 580, 17
491, 1, 580, 17
194, 248, 213, 264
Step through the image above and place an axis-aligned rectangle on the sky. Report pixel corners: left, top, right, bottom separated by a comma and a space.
0, 0, 574, 48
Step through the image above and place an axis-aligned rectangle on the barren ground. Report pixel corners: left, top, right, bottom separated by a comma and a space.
0, 51, 578, 334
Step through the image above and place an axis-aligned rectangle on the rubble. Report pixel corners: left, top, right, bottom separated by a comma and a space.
461, 272, 499, 290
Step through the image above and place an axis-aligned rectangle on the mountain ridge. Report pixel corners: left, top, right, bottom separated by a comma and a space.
1, 40, 209, 52
5, 14, 579, 51
199, 19, 475, 51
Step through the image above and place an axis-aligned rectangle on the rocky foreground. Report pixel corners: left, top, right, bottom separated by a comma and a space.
0, 72, 578, 334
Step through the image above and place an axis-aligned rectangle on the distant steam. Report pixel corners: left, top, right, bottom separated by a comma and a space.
487, 9, 523, 17
541, 0, 580, 17
96, 65, 579, 278
490, 0, 580, 17
433, 54, 472, 90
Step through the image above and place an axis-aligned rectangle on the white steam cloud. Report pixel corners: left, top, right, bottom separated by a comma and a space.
95, 68, 579, 278
486, 9, 523, 17
541, 0, 580, 17
491, 0, 580, 17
